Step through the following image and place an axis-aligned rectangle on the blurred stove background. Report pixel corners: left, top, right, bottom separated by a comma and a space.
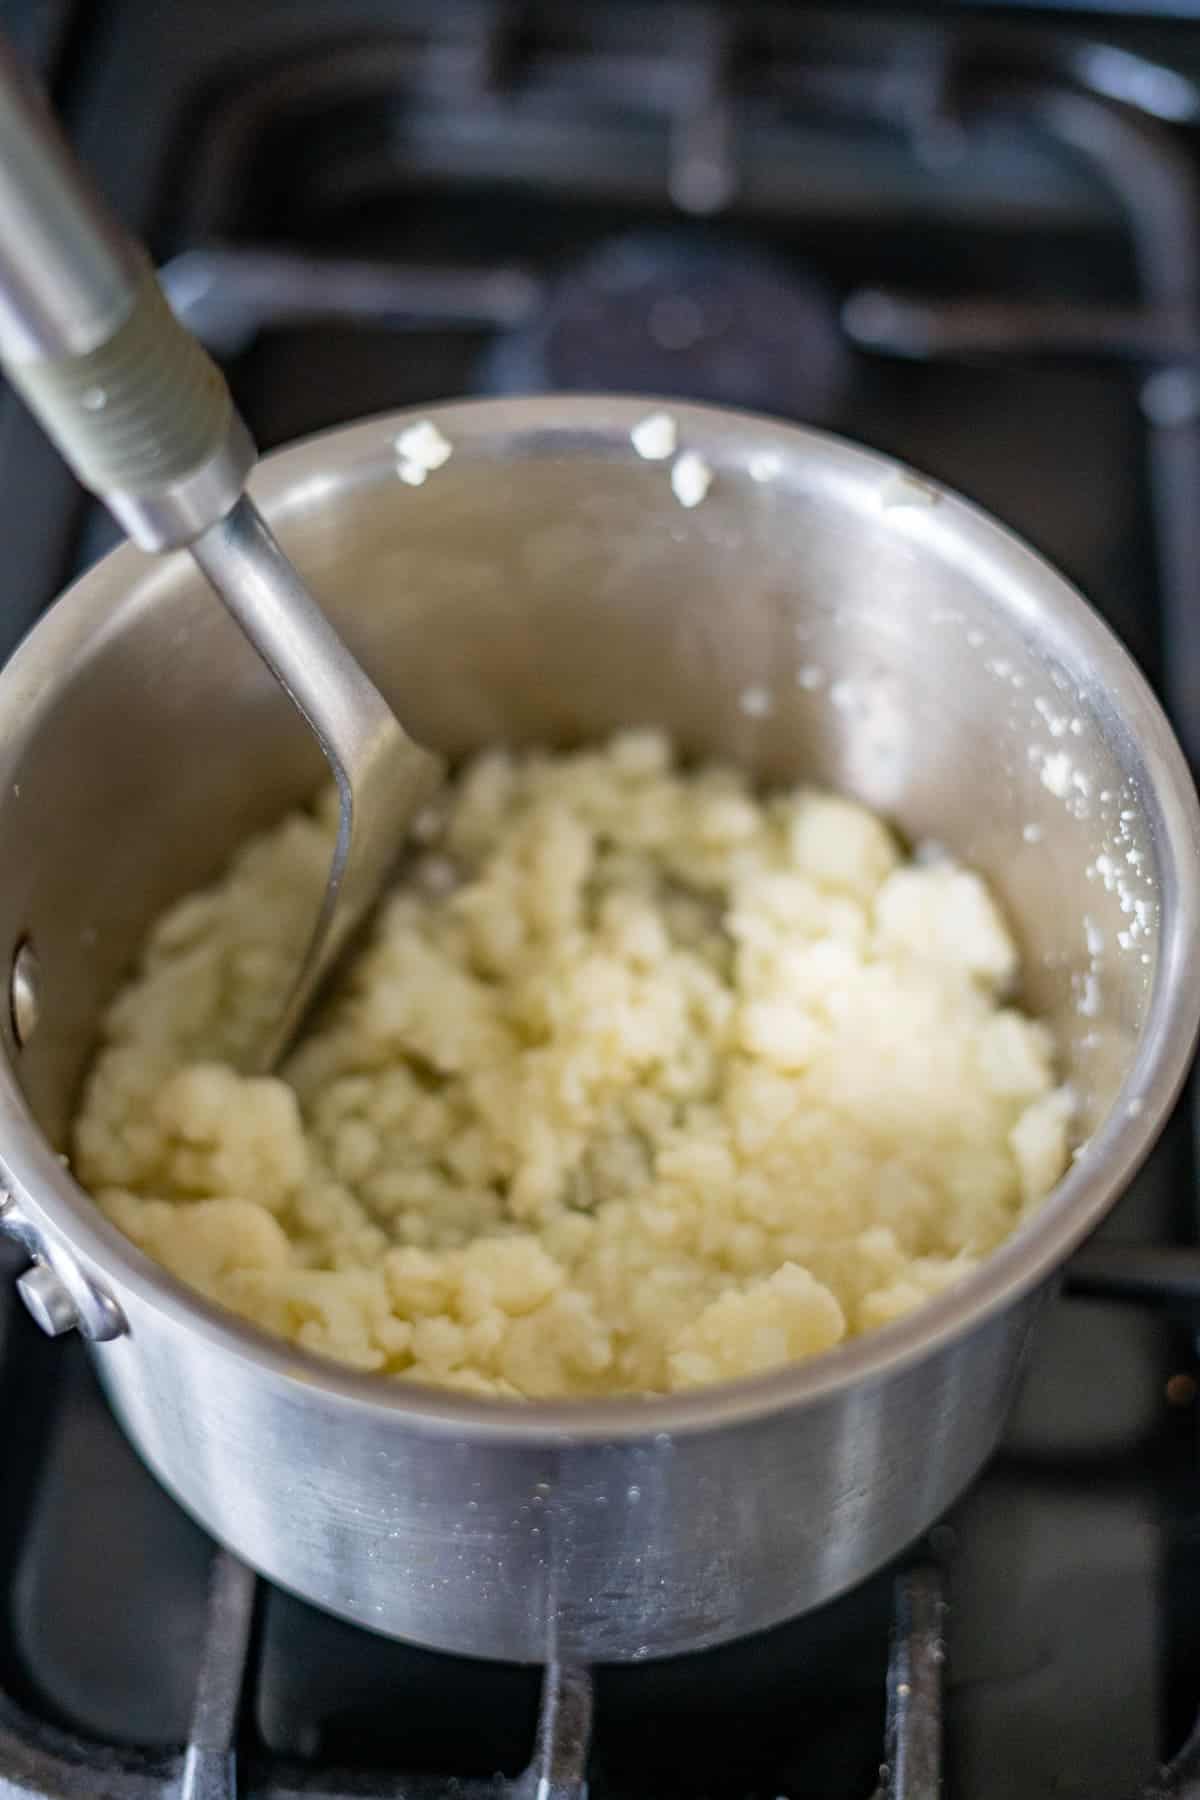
5, 4, 1200, 1797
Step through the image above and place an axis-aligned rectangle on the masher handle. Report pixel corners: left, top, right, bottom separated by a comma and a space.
0, 38, 253, 549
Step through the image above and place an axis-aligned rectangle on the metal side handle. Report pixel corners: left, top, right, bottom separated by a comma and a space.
0, 1189, 126, 1341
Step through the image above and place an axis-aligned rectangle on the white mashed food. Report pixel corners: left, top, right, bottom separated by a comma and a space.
73, 731, 1071, 1399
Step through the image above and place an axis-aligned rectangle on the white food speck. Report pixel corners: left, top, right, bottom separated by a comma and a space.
1034, 697, 1069, 738
1084, 916, 1104, 957
631, 412, 678, 461
879, 471, 938, 509
1078, 972, 1102, 1017
1040, 752, 1072, 799
1127, 1097, 1145, 1118
415, 855, 461, 898
397, 460, 428, 486
395, 419, 453, 472
671, 451, 713, 509
748, 450, 781, 483
739, 685, 773, 719
796, 665, 826, 690
1021, 823, 1043, 844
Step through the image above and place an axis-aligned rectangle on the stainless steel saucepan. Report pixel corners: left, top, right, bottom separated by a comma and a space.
0, 396, 1197, 1663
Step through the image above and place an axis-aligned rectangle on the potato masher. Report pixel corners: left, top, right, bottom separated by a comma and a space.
0, 39, 440, 1068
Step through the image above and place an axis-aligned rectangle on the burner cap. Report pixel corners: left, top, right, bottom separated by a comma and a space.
478, 231, 849, 423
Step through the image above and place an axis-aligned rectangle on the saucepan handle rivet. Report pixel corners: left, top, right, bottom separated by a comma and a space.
17, 1259, 79, 1336
10, 938, 40, 1048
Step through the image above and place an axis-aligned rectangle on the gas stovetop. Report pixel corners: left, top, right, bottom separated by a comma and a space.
5, 4, 1200, 1797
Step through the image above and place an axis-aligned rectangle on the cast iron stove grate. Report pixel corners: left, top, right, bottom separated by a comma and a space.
5, 1544, 1200, 1798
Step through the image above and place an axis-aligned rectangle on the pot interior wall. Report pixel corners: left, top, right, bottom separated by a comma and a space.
0, 411, 1160, 1155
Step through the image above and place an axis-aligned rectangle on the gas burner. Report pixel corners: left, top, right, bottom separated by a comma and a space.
477, 231, 851, 423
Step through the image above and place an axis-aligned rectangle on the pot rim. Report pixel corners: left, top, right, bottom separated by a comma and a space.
2, 393, 1199, 1444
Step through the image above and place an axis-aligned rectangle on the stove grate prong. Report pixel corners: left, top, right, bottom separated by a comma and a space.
520, 1662, 593, 1800
1138, 1709, 1200, 1799
179, 1552, 257, 1800
875, 1565, 946, 1800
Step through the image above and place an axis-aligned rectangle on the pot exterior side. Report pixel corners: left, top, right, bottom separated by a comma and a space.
90, 1277, 1044, 1661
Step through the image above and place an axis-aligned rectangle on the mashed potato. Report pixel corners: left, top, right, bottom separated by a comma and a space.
73, 732, 1070, 1398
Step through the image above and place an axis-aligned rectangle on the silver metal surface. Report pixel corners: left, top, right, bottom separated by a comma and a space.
0, 40, 136, 362
102, 408, 255, 556
0, 396, 1197, 1662
190, 496, 441, 1070
15, 1260, 77, 1336
0, 1191, 125, 1342
8, 940, 39, 1049
0, 42, 251, 552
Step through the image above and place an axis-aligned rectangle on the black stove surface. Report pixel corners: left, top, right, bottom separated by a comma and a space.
5, 5, 1200, 1798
